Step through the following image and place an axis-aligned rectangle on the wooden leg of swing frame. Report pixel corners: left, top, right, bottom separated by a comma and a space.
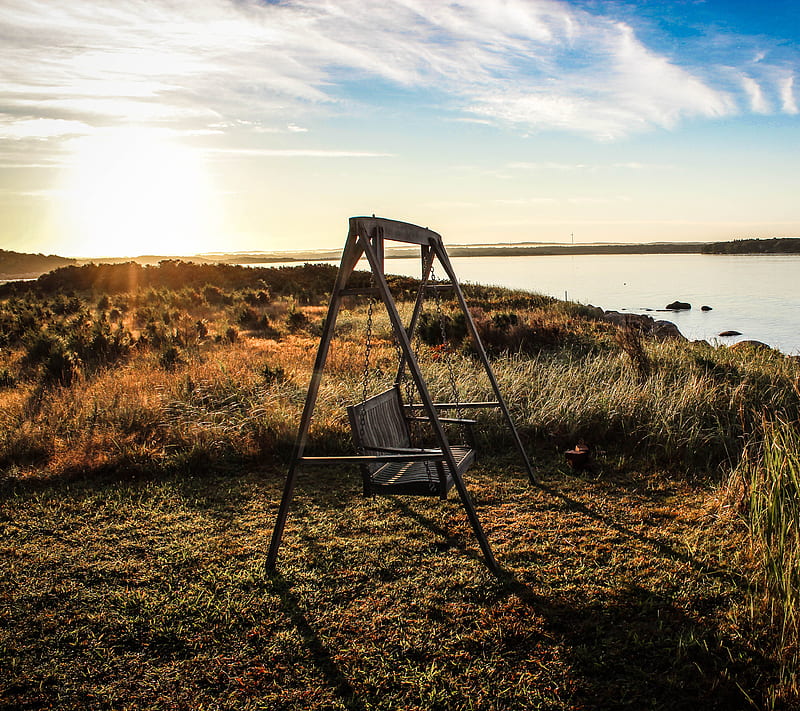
430, 463, 499, 574
361, 464, 372, 498
436, 462, 447, 500
266, 460, 299, 572
453, 477, 501, 575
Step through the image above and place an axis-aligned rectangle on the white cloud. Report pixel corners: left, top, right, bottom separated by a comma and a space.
741, 76, 770, 113
509, 161, 592, 171
0, 0, 792, 145
780, 76, 799, 114
508, 161, 672, 172
0, 118, 90, 139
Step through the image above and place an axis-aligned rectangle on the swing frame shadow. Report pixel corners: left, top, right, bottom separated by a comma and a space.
266, 216, 536, 574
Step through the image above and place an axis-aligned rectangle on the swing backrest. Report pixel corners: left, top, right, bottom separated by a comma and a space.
346, 386, 411, 472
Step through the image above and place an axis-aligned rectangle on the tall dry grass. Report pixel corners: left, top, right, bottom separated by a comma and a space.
3, 295, 799, 482
735, 417, 800, 699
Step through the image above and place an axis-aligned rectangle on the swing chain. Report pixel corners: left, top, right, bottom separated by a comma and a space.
390, 308, 416, 407
431, 263, 464, 424
362, 298, 374, 406
358, 296, 375, 453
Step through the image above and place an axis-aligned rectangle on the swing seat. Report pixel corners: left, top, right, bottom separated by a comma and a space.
347, 386, 476, 499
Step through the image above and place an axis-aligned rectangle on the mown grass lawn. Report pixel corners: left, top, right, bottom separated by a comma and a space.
1, 455, 771, 710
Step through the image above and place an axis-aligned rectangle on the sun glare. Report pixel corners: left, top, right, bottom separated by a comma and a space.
62, 130, 220, 258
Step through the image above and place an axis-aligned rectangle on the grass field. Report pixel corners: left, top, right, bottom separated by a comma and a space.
1, 458, 769, 710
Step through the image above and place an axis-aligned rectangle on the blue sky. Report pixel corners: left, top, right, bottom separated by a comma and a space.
0, 0, 798, 257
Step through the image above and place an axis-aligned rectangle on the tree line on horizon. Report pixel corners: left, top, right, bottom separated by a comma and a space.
701, 237, 800, 254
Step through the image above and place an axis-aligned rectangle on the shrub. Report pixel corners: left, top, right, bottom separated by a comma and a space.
86, 321, 133, 366
286, 309, 309, 332
23, 331, 58, 365
0, 368, 16, 388
237, 306, 261, 328
244, 289, 270, 305
134, 307, 158, 328
42, 342, 81, 386
159, 345, 183, 371
51, 293, 83, 315
144, 320, 170, 348
203, 284, 231, 305
417, 311, 450, 346
262, 364, 286, 384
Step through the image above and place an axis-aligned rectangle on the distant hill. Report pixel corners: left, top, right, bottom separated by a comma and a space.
701, 237, 800, 254
0, 249, 76, 279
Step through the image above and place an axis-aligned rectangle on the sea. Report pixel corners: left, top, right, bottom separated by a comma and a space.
259, 253, 800, 356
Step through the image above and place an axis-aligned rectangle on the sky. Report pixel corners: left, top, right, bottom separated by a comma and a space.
1, 0, 799, 258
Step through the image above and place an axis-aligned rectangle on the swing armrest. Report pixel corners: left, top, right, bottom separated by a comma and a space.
299, 452, 446, 464
363, 445, 444, 455
407, 416, 477, 426
404, 402, 501, 410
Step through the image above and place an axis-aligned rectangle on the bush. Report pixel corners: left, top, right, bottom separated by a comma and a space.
143, 320, 170, 349
42, 342, 80, 386
203, 284, 231, 306
23, 331, 58, 365
262, 364, 286, 384
417, 307, 580, 356
244, 289, 270, 305
237, 306, 262, 328
0, 368, 16, 388
159, 345, 183, 370
417, 311, 450, 346
286, 309, 309, 332
51, 293, 83, 315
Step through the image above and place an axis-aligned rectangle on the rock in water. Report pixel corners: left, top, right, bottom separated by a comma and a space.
719, 330, 742, 337
666, 300, 691, 310
701, 305, 713, 311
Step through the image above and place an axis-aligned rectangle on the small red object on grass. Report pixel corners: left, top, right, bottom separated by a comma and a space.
565, 442, 591, 470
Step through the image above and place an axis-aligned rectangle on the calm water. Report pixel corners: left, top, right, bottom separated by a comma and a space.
260, 253, 800, 355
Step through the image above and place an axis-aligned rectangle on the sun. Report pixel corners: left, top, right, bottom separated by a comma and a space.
61, 129, 220, 258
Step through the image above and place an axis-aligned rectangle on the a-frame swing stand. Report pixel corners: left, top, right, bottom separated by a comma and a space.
266, 217, 536, 574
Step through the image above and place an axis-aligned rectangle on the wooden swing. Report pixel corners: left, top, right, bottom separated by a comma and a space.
347, 385, 475, 499
266, 217, 536, 574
